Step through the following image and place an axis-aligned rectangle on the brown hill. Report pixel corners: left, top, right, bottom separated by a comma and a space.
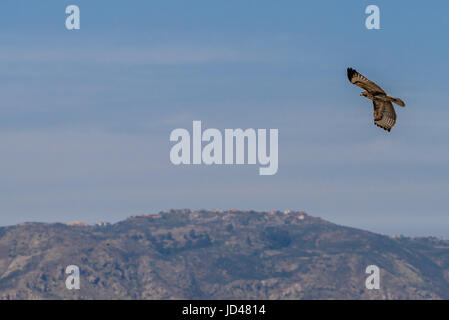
0, 209, 448, 299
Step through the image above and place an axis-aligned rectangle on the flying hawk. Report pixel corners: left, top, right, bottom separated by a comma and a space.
347, 67, 406, 132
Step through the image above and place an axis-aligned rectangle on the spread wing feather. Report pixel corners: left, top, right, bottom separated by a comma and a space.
373, 100, 396, 132
347, 68, 385, 94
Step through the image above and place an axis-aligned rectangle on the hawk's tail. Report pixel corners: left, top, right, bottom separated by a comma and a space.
388, 96, 406, 107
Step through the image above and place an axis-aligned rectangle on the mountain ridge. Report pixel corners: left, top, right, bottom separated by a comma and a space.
0, 209, 448, 300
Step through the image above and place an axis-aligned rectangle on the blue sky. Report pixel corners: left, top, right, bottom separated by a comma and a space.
1, 1, 449, 237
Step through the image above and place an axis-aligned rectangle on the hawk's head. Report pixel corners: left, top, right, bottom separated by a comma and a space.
360, 91, 374, 100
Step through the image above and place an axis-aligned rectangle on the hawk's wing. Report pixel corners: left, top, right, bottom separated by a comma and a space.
347, 68, 385, 94
373, 100, 396, 132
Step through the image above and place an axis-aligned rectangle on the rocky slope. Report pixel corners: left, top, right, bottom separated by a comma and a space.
0, 209, 448, 299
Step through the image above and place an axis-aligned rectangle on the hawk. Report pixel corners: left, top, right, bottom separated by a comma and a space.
347, 67, 406, 132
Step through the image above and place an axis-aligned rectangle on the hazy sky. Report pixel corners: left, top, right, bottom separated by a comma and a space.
1, 1, 449, 237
